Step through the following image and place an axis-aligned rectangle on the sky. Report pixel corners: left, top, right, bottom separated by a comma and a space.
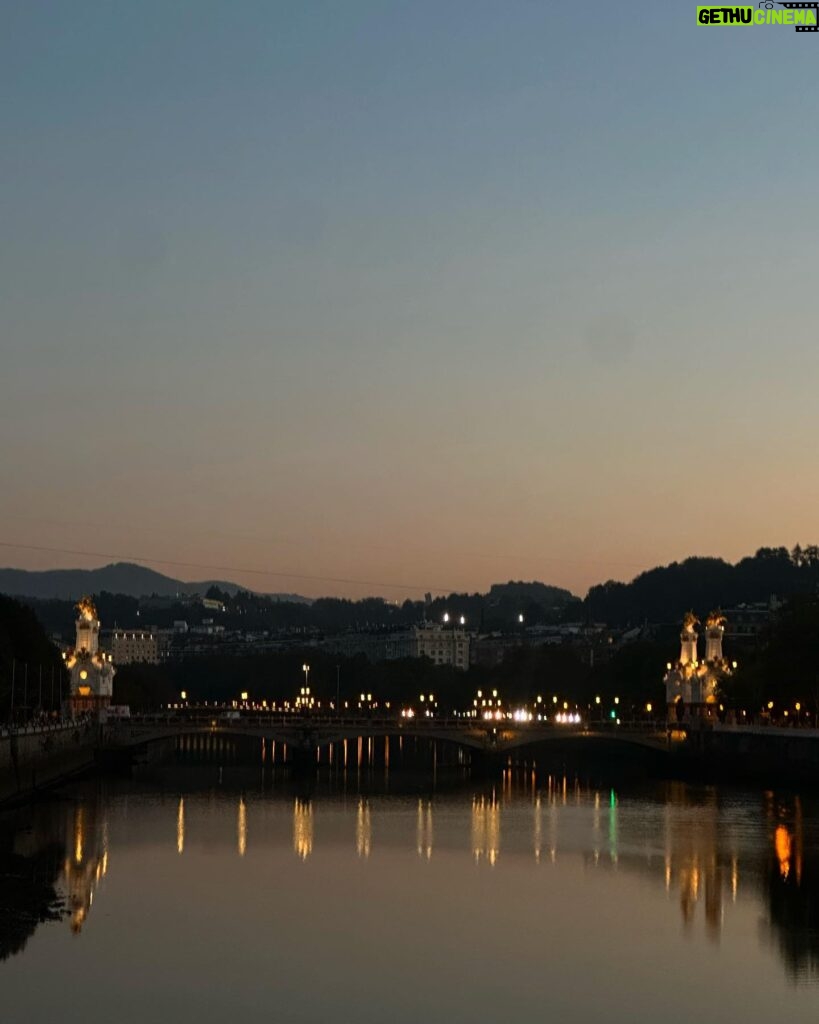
2, 1, 818, 601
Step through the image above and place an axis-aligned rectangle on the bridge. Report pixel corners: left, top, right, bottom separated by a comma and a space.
102, 713, 673, 758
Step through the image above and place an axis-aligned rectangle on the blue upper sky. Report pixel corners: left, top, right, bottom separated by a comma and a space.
2, 2, 817, 598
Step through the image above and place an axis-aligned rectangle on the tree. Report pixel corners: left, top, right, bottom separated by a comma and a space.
0, 595, 67, 719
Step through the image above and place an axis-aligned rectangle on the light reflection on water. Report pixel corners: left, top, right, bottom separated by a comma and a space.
2, 753, 819, 1023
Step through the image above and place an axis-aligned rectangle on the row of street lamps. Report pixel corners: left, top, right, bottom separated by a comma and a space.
441, 612, 526, 626
172, 685, 646, 721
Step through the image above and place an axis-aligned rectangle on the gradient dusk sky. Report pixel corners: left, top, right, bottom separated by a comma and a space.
2, 2, 818, 600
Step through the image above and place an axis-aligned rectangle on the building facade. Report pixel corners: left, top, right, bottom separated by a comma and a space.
110, 629, 160, 665
414, 625, 470, 671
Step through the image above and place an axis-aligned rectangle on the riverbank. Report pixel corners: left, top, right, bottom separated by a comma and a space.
0, 721, 98, 806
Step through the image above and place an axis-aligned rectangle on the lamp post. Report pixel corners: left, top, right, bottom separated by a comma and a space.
302, 663, 310, 692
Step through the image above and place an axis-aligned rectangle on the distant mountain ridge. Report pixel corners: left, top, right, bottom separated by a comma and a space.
0, 562, 309, 603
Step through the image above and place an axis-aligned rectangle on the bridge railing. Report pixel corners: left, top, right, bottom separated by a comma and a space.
0, 719, 91, 740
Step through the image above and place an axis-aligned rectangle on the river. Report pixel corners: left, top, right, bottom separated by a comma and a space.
1, 738, 817, 1023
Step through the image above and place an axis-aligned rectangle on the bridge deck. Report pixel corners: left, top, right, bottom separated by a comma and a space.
102, 715, 672, 754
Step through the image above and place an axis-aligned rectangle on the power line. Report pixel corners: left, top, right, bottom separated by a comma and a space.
0, 512, 649, 571
0, 540, 458, 596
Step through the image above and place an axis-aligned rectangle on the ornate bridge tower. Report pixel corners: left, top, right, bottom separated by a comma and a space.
65, 597, 116, 716
704, 610, 726, 662
664, 611, 733, 722
679, 611, 699, 666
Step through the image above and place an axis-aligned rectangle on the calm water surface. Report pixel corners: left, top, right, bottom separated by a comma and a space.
2, 741, 818, 1023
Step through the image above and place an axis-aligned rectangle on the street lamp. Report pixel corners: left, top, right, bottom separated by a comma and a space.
302, 663, 310, 690
443, 612, 450, 624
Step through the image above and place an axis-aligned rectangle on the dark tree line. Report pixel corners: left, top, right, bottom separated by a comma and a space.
25, 580, 578, 641
0, 595, 67, 719
587, 546, 819, 626
721, 594, 819, 717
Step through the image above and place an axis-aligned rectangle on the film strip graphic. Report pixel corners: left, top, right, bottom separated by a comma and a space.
772, 2, 819, 31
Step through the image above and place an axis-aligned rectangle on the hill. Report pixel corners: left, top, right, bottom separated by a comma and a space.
0, 562, 309, 603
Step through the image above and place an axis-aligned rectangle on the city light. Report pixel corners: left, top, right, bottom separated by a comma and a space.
482, 710, 504, 721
